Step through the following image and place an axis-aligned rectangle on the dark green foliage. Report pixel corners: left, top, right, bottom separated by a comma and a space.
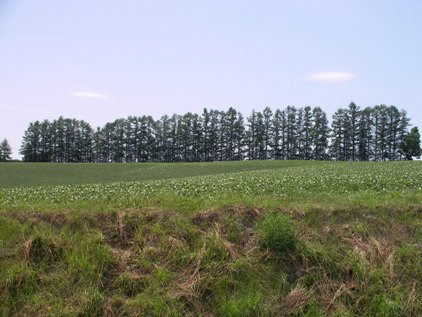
312, 106, 330, 160
18, 103, 416, 163
20, 117, 94, 162
0, 138, 12, 161
401, 126, 421, 160
329, 104, 411, 161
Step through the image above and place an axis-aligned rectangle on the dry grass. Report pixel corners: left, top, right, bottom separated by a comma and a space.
279, 286, 312, 316
345, 236, 396, 276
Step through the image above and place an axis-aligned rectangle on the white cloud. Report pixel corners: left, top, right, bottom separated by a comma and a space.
70, 91, 110, 99
307, 72, 355, 83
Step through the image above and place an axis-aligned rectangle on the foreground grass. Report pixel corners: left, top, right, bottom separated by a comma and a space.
1, 205, 421, 316
0, 161, 421, 316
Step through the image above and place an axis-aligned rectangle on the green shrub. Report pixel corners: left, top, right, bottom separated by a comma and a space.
257, 213, 297, 253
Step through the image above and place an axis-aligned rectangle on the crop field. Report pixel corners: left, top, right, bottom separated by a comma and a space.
1, 161, 422, 211
0, 161, 421, 316
0, 160, 327, 188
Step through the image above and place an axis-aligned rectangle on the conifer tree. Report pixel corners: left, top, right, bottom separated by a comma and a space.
358, 107, 373, 161
286, 106, 297, 160
18, 104, 414, 163
301, 106, 313, 160
312, 107, 329, 160
272, 109, 284, 160
0, 139, 12, 161
346, 102, 361, 161
262, 107, 273, 159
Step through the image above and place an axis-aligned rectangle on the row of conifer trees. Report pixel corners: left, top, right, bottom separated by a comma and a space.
19, 102, 419, 162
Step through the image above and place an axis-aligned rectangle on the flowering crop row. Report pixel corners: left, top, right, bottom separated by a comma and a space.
1, 162, 421, 207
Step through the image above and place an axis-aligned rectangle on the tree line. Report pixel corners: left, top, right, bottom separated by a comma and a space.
18, 102, 421, 163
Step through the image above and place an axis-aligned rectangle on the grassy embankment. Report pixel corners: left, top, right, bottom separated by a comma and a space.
0, 161, 421, 316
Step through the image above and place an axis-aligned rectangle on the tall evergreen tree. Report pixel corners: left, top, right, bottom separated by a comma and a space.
358, 107, 373, 161
262, 107, 273, 159
312, 107, 329, 160
346, 102, 361, 161
372, 105, 389, 161
201, 109, 212, 162
246, 110, 258, 160
0, 139, 12, 161
156, 115, 172, 162
385, 106, 401, 161
225, 108, 237, 161
18, 104, 415, 163
234, 112, 245, 160
301, 106, 313, 160
272, 109, 284, 160
397, 109, 410, 160
20, 121, 41, 162
286, 106, 297, 160
330, 108, 347, 160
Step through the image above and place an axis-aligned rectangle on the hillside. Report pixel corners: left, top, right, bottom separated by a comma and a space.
0, 161, 421, 316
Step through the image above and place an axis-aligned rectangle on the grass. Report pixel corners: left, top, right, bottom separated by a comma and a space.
257, 213, 297, 253
0, 160, 421, 316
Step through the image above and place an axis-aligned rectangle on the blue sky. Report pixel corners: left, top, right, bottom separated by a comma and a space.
1, 0, 421, 158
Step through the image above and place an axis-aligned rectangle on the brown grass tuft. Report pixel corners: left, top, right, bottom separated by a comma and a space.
171, 241, 207, 303
191, 211, 220, 227
404, 281, 418, 314
23, 236, 61, 263
279, 286, 311, 316
231, 205, 261, 226
344, 236, 396, 275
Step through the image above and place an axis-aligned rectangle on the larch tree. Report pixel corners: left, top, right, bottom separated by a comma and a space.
0, 139, 12, 161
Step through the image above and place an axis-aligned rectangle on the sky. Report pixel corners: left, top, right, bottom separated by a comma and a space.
1, 0, 421, 159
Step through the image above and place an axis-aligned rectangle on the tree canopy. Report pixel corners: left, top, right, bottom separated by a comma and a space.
401, 127, 422, 160
0, 139, 12, 161
19, 103, 420, 163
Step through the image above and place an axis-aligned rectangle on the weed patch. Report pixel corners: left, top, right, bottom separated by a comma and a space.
257, 212, 297, 253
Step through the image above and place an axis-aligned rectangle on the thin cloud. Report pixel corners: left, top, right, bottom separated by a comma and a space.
70, 91, 110, 100
307, 72, 355, 83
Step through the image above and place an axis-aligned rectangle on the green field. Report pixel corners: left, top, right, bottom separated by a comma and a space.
0, 160, 328, 188
0, 161, 421, 316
